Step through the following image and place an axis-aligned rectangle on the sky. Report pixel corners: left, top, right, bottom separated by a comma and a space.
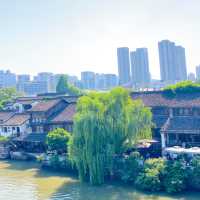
0, 0, 199, 79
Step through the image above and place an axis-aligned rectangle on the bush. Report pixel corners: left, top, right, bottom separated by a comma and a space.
163, 159, 188, 193
135, 158, 166, 192
114, 152, 143, 183
188, 156, 200, 190
48, 154, 74, 171
46, 128, 71, 153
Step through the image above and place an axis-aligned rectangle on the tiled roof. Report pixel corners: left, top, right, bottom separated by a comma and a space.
0, 111, 15, 123
63, 96, 79, 103
153, 115, 168, 128
3, 114, 30, 126
131, 91, 200, 108
164, 116, 200, 131
29, 99, 62, 112
50, 103, 76, 123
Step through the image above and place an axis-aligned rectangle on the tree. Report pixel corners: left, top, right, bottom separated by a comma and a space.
69, 87, 152, 185
46, 128, 71, 153
0, 87, 20, 110
56, 75, 82, 95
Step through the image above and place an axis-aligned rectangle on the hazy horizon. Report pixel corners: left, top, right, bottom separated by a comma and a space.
0, 0, 200, 79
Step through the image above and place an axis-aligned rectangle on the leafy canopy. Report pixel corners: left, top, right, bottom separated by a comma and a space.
56, 75, 82, 96
46, 128, 71, 153
69, 87, 152, 185
0, 87, 20, 109
163, 81, 200, 95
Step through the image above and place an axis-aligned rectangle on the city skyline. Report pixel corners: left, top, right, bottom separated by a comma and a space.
0, 0, 200, 78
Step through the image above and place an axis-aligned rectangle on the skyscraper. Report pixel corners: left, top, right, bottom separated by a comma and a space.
158, 40, 187, 83
196, 65, 200, 80
130, 48, 150, 88
175, 46, 187, 81
117, 47, 131, 85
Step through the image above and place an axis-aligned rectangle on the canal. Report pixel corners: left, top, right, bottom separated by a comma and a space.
0, 160, 199, 200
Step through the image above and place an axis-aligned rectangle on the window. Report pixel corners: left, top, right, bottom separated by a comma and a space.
179, 108, 183, 115
4, 127, 7, 132
184, 109, 189, 115
17, 127, 20, 133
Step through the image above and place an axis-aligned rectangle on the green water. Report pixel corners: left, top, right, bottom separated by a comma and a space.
0, 161, 199, 200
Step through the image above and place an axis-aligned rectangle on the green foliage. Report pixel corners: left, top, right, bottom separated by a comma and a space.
0, 136, 9, 143
46, 128, 71, 153
69, 87, 152, 185
56, 75, 82, 96
188, 156, 200, 190
163, 81, 200, 96
114, 152, 144, 183
163, 159, 188, 194
0, 88, 20, 109
135, 158, 166, 192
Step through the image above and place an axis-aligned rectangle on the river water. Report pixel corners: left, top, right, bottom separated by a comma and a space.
0, 161, 199, 200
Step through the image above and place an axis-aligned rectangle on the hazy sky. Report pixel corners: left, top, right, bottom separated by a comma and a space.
0, 0, 199, 79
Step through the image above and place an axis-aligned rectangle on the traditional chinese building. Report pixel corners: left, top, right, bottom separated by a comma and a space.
131, 91, 200, 149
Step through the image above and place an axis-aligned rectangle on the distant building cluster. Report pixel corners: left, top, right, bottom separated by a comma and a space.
1, 39, 200, 96
81, 72, 118, 90
0, 70, 118, 96
117, 39, 199, 90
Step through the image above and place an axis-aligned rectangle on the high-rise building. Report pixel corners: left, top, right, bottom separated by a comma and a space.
117, 47, 131, 85
175, 46, 187, 81
23, 81, 49, 96
158, 40, 187, 83
81, 71, 95, 89
188, 73, 196, 82
94, 73, 118, 90
0, 70, 16, 88
104, 74, 118, 89
17, 74, 30, 83
196, 65, 200, 80
95, 73, 105, 90
17, 74, 31, 93
34, 72, 55, 92
130, 48, 150, 88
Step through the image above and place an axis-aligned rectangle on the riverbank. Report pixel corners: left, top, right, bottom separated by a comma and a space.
0, 160, 200, 200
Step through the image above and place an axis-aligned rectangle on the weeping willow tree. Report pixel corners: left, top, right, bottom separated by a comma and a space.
69, 87, 152, 185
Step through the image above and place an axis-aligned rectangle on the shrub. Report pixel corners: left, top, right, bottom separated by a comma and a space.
46, 128, 71, 153
114, 152, 143, 183
163, 159, 188, 193
135, 158, 166, 192
188, 156, 200, 190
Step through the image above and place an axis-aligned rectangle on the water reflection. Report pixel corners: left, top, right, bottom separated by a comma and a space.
0, 161, 199, 200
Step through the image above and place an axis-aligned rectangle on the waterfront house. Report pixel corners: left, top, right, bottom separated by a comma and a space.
131, 91, 200, 149
28, 98, 68, 133
0, 113, 30, 137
